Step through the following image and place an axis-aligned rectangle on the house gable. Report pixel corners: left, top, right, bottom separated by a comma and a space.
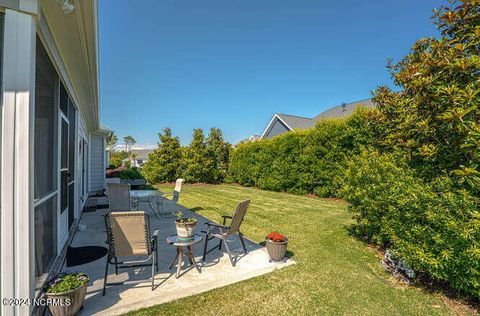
262, 117, 291, 139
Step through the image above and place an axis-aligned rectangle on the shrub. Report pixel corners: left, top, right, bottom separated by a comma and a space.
181, 129, 211, 183
117, 167, 144, 180
338, 150, 480, 299
109, 150, 129, 168
141, 128, 182, 184
370, 0, 480, 192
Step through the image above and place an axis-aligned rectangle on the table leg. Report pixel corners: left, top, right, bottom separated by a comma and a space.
176, 246, 183, 278
187, 246, 194, 264
187, 246, 201, 273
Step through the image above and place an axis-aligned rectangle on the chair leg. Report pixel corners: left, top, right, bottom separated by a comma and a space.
218, 238, 223, 251
223, 238, 235, 266
239, 233, 248, 254
202, 234, 209, 262
102, 256, 109, 296
151, 252, 155, 291
156, 245, 159, 272
114, 257, 118, 275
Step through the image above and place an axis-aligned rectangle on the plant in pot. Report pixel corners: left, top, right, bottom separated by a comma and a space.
44, 272, 89, 316
175, 211, 197, 240
265, 231, 288, 262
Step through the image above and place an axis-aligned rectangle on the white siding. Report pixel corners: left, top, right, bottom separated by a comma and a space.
89, 134, 105, 192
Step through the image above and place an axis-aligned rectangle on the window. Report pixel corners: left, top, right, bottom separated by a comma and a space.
34, 38, 58, 280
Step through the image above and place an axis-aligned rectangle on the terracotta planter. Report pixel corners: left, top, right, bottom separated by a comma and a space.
266, 238, 288, 261
46, 283, 87, 316
175, 220, 197, 238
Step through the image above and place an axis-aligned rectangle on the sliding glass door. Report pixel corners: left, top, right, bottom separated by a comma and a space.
34, 38, 78, 289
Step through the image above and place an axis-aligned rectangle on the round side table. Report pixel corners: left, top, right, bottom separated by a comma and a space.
166, 234, 203, 278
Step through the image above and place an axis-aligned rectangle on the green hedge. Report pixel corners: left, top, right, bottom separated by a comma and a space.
338, 151, 480, 299
228, 110, 373, 196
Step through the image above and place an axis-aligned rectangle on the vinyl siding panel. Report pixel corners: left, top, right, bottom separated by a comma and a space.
264, 118, 290, 139
89, 134, 105, 192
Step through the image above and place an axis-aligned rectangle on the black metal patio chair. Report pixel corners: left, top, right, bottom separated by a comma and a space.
202, 200, 250, 266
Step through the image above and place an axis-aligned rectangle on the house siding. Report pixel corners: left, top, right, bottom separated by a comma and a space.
89, 134, 105, 192
264, 118, 290, 138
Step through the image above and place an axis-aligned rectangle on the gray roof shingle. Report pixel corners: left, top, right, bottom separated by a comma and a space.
276, 113, 316, 130
314, 99, 374, 120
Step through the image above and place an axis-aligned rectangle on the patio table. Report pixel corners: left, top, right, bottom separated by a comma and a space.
130, 190, 164, 217
166, 234, 202, 278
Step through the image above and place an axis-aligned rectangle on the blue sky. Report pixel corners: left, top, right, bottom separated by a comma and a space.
99, 0, 447, 146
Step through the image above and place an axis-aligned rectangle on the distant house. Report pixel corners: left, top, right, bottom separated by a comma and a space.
249, 134, 261, 141
261, 99, 374, 139
123, 148, 155, 168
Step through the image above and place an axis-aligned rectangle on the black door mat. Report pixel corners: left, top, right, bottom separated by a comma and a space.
83, 199, 97, 213
66, 246, 108, 267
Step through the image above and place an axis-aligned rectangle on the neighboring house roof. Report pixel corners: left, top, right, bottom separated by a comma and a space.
131, 149, 155, 160
260, 99, 374, 139
249, 134, 261, 141
98, 124, 114, 136
277, 114, 317, 130
314, 99, 374, 120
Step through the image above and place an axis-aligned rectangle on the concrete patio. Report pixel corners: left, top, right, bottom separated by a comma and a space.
68, 194, 294, 315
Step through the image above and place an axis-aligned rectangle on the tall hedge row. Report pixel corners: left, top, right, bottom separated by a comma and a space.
228, 110, 373, 196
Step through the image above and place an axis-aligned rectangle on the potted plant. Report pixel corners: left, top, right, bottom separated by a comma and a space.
265, 231, 288, 261
44, 272, 89, 316
175, 211, 197, 239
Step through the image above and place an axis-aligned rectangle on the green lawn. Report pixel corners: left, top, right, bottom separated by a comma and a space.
129, 184, 468, 315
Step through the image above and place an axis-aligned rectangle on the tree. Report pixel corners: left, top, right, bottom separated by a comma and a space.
106, 133, 118, 151
141, 128, 182, 183
181, 129, 210, 182
109, 150, 129, 168
123, 135, 136, 153
371, 0, 480, 190
205, 128, 231, 183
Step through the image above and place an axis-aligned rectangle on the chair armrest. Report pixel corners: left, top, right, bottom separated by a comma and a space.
204, 222, 229, 234
151, 229, 159, 251
151, 229, 159, 243
221, 215, 232, 225
204, 222, 228, 228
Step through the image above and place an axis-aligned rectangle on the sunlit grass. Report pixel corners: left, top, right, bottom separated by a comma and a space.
127, 184, 461, 315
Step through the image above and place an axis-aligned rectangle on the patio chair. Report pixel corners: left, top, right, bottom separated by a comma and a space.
202, 200, 250, 266
106, 183, 133, 211
165, 178, 185, 203
103, 211, 159, 295
156, 178, 185, 216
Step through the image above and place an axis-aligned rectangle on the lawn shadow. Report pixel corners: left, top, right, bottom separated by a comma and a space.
189, 207, 204, 213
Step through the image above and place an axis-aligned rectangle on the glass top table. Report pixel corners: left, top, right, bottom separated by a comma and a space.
130, 190, 164, 199
130, 190, 167, 217
166, 234, 203, 278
